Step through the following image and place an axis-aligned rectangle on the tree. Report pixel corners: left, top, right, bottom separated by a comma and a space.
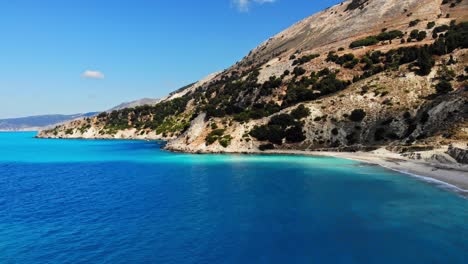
291, 105, 310, 120
293, 67, 306, 76
416, 47, 434, 76
266, 125, 285, 145
259, 143, 275, 151
269, 114, 296, 128
285, 126, 306, 143
427, 21, 436, 29
435, 80, 453, 94
350, 36, 379, 48
416, 31, 427, 41
409, 19, 421, 27
410, 29, 419, 39
349, 109, 366, 122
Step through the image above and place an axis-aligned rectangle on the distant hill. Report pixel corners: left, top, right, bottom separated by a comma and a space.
0, 112, 99, 131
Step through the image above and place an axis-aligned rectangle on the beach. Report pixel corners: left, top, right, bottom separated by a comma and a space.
166, 144, 468, 196
255, 149, 468, 196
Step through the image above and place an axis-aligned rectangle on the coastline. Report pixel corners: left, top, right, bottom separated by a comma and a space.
165, 146, 468, 197
35, 134, 468, 196
302, 150, 468, 196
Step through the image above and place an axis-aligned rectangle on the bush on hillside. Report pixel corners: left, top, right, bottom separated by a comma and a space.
259, 143, 275, 151
350, 36, 379, 48
348, 109, 367, 122
435, 80, 453, 94
291, 105, 310, 120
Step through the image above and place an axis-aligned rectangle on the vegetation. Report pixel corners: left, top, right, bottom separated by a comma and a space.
435, 80, 453, 94
427, 21, 436, 29
291, 105, 310, 120
284, 71, 348, 106
350, 36, 379, 48
205, 129, 232, 148
349, 30, 403, 48
259, 143, 275, 151
348, 109, 366, 122
292, 54, 320, 65
408, 30, 427, 41
416, 47, 434, 75
233, 102, 281, 123
376, 30, 404, 41
293, 67, 306, 76
409, 19, 421, 27
250, 113, 307, 145
345, 0, 369, 11
352, 22, 467, 77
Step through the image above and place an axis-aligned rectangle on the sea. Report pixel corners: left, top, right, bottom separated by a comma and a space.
0, 132, 466, 263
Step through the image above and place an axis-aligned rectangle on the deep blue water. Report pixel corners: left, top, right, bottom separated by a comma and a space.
0, 132, 466, 264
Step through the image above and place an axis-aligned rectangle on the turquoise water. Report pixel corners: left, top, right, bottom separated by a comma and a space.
0, 132, 466, 263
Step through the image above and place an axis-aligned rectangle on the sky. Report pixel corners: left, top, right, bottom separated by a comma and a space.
0, 0, 342, 118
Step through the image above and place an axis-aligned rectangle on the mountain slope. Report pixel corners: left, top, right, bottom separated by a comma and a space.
38, 0, 467, 163
109, 98, 161, 112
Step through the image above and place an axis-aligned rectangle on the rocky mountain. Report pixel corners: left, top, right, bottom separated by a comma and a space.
0, 112, 98, 131
108, 98, 161, 112
38, 0, 467, 162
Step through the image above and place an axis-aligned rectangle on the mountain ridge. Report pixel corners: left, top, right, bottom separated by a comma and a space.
0, 112, 99, 131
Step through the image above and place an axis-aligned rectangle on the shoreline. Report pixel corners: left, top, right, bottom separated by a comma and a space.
35, 134, 468, 196
304, 151, 468, 196
165, 146, 468, 197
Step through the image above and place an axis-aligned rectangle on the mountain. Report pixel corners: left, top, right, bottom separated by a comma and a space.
38, 0, 467, 163
0, 112, 99, 131
108, 98, 161, 112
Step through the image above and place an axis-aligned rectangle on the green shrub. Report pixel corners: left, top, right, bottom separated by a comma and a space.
250, 110, 308, 145
259, 143, 275, 151
349, 109, 366, 122
250, 125, 270, 141
315, 74, 347, 95
435, 80, 453, 94
318, 68, 331, 77
433, 25, 450, 34
292, 54, 320, 65
264, 125, 286, 145
427, 21, 436, 29
350, 36, 379, 48
269, 114, 296, 128
416, 31, 427, 41
376, 30, 403, 41
345, 0, 369, 11
293, 67, 306, 76
285, 126, 306, 143
410, 29, 419, 39
331, 128, 339, 136
291, 105, 310, 120
205, 129, 226, 145
416, 47, 434, 76
219, 136, 232, 148
409, 19, 421, 27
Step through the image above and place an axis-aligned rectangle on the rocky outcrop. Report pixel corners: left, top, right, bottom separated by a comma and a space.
448, 145, 468, 164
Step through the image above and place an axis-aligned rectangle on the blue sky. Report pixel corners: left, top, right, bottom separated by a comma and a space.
0, 0, 342, 118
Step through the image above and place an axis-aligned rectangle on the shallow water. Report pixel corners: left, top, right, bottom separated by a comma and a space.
0, 132, 467, 263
